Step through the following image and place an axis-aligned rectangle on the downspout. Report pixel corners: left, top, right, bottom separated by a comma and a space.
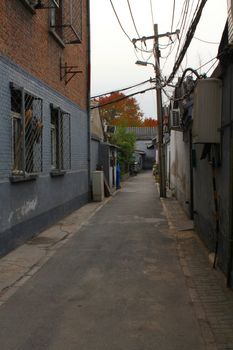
212, 156, 220, 269
86, 0, 91, 200
189, 130, 194, 219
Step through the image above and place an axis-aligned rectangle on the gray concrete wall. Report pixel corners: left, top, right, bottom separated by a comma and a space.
193, 65, 233, 276
91, 138, 100, 173
193, 144, 216, 251
0, 55, 89, 256
170, 130, 191, 216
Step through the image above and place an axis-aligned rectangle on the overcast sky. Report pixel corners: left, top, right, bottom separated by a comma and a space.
90, 1, 227, 119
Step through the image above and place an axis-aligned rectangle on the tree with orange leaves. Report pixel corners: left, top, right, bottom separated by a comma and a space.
97, 92, 143, 127
141, 117, 158, 127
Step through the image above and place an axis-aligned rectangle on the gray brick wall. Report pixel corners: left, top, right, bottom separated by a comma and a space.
91, 138, 100, 173
0, 55, 89, 254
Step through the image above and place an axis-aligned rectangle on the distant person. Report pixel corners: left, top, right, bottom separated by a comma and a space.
116, 162, 121, 189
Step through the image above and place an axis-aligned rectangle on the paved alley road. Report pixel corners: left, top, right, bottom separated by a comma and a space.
0, 172, 205, 350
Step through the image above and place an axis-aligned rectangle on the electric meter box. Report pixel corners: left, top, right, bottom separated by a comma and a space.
192, 79, 222, 144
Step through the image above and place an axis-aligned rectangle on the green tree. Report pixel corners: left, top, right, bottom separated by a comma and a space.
111, 126, 136, 176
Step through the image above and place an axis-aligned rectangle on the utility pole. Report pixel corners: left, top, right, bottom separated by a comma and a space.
153, 24, 166, 198
133, 26, 177, 197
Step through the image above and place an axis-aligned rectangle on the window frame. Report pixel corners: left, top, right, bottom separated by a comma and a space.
50, 105, 71, 176
9, 83, 43, 182
49, 0, 82, 45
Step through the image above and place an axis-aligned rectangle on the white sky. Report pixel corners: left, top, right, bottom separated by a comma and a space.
90, 0, 227, 119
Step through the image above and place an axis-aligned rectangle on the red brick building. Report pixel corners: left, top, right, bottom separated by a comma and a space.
0, 0, 91, 256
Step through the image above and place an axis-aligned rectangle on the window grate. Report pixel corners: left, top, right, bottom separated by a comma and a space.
10, 84, 43, 176
50, 106, 71, 171
50, 0, 82, 44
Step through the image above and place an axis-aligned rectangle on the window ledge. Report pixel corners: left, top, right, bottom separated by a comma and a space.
9, 173, 38, 183
50, 170, 66, 177
49, 29, 65, 48
20, 0, 36, 14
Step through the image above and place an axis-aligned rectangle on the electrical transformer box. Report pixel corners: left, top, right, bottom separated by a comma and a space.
192, 78, 222, 144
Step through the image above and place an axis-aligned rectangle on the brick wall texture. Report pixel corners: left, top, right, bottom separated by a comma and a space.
0, 0, 88, 109
0, 0, 90, 254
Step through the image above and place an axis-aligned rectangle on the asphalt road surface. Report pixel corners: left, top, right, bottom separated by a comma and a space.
0, 172, 205, 350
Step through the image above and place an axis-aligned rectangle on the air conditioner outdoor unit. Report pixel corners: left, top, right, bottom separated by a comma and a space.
192, 79, 222, 144
170, 108, 180, 128
228, 0, 233, 43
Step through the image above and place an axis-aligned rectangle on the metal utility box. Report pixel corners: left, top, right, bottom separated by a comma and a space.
92, 171, 104, 202
192, 79, 222, 144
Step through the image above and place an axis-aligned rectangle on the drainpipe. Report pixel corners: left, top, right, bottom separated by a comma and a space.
189, 130, 194, 219
86, 0, 91, 200
212, 157, 220, 269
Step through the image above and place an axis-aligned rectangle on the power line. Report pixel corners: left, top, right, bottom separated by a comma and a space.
139, 44, 154, 62
166, 0, 208, 85
205, 59, 218, 75
161, 37, 178, 68
164, 54, 218, 89
91, 87, 156, 110
109, 0, 132, 42
175, 0, 190, 62
171, 0, 201, 73
162, 54, 222, 103
149, 0, 155, 31
194, 36, 219, 44
91, 79, 152, 99
171, 0, 176, 31
196, 55, 217, 70
160, 0, 178, 71
185, 0, 196, 34
175, 0, 188, 31
127, 0, 140, 38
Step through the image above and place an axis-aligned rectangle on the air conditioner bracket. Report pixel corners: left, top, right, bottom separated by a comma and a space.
60, 60, 82, 85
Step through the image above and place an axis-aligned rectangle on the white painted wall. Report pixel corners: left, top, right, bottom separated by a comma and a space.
170, 130, 190, 213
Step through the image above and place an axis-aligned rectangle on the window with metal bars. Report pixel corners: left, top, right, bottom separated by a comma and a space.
50, 105, 71, 173
50, 0, 82, 44
10, 83, 43, 177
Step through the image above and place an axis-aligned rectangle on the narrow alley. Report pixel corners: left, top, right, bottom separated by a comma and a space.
0, 171, 230, 350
